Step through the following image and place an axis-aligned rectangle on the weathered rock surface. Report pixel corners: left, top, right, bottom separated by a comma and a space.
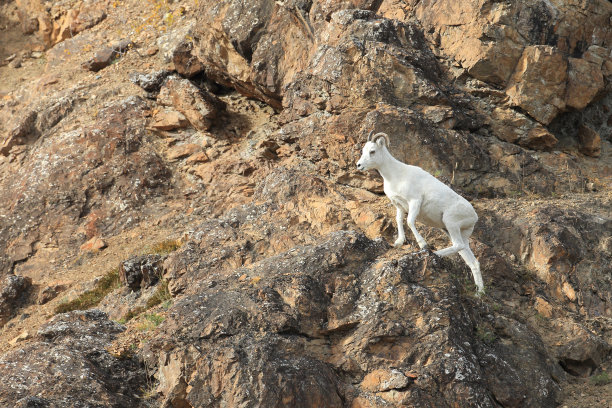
143, 231, 563, 408
506, 46, 567, 126
0, 274, 31, 327
0, 0, 611, 406
119, 254, 164, 291
157, 75, 226, 131
478, 195, 612, 317
558, 334, 612, 377
15, 0, 107, 47
0, 310, 146, 407
0, 95, 172, 277
82, 40, 131, 71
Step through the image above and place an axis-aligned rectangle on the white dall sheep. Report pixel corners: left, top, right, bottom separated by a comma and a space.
357, 131, 484, 294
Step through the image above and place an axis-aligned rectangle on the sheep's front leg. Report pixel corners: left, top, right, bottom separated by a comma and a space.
407, 200, 428, 249
393, 206, 406, 248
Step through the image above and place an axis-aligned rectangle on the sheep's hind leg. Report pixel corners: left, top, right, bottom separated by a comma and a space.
433, 224, 465, 257
393, 206, 407, 247
458, 228, 484, 295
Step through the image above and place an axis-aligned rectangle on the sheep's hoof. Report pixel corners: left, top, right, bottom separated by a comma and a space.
393, 240, 405, 248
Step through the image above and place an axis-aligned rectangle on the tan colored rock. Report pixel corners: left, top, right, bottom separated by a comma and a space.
166, 143, 202, 161
151, 109, 189, 131
172, 41, 204, 78
360, 369, 412, 393
535, 297, 553, 318
583, 45, 609, 66
522, 126, 558, 150
565, 58, 604, 110
506, 46, 567, 125
562, 282, 577, 302
185, 151, 209, 165
158, 76, 226, 131
9, 331, 32, 345
38, 282, 69, 305
578, 124, 601, 157
490, 107, 532, 144
80, 236, 107, 252
16, 0, 106, 47
604, 60, 612, 79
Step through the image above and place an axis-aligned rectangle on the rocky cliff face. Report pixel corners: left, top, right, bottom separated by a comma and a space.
0, 0, 611, 407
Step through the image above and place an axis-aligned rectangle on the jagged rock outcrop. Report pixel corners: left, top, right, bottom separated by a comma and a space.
0, 274, 31, 327
0, 96, 172, 277
0, 310, 146, 407
144, 231, 563, 408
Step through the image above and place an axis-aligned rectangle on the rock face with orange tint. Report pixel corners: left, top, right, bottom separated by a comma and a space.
506, 46, 568, 125
0, 0, 611, 406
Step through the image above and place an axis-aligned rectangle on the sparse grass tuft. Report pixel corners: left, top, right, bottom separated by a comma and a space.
119, 306, 146, 324
149, 239, 182, 256
591, 371, 611, 386
55, 268, 121, 314
136, 313, 165, 332
118, 281, 172, 323
146, 280, 172, 309
476, 325, 497, 344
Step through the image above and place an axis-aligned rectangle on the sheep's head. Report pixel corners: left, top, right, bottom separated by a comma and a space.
357, 131, 390, 171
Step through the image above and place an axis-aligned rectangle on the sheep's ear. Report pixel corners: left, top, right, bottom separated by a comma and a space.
373, 133, 390, 148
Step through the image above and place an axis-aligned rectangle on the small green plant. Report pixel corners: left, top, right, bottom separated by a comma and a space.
476, 325, 497, 344
146, 280, 172, 309
534, 312, 549, 323
119, 306, 146, 323
149, 239, 182, 256
136, 313, 165, 331
118, 281, 172, 323
590, 371, 611, 386
55, 268, 121, 314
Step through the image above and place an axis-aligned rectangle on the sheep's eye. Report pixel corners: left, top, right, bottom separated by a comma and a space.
370, 150, 375, 155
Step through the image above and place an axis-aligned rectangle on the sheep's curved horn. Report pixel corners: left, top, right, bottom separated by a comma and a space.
372, 132, 390, 147
367, 130, 374, 141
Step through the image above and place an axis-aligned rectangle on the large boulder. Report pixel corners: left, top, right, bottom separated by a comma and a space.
0, 310, 145, 407
0, 275, 32, 327
143, 231, 563, 407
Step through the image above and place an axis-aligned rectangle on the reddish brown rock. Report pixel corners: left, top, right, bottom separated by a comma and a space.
360, 369, 413, 393
522, 126, 558, 150
578, 124, 602, 157
157, 76, 226, 131
566, 58, 605, 110
166, 143, 201, 161
79, 236, 107, 252
506, 46, 567, 125
151, 109, 190, 131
